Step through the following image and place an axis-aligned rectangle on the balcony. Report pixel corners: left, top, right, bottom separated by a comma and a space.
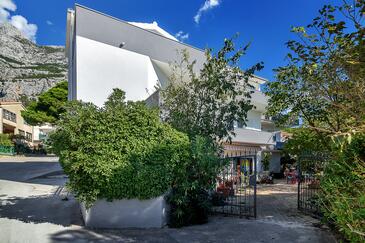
232, 128, 275, 146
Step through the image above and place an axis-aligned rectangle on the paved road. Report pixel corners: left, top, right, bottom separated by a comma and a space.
0, 156, 62, 183
0, 157, 336, 243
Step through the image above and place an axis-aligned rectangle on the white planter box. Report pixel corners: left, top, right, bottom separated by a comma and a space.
80, 196, 168, 228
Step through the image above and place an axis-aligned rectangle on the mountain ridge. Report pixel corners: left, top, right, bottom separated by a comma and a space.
0, 23, 67, 101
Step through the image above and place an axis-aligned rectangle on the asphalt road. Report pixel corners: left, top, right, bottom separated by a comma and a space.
0, 156, 62, 182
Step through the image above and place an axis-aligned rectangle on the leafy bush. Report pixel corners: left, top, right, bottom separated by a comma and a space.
0, 134, 13, 146
167, 136, 223, 227
320, 134, 365, 242
51, 89, 190, 207
261, 152, 271, 171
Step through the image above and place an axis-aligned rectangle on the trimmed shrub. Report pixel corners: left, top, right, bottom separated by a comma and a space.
51, 89, 190, 207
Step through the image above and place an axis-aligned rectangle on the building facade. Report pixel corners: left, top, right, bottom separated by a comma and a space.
0, 101, 34, 142
66, 5, 279, 173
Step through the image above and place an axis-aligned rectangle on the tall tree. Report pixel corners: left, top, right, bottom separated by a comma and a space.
161, 36, 263, 142
265, 1, 365, 138
22, 81, 68, 125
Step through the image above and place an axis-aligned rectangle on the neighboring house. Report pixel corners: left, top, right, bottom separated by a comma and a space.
0, 101, 34, 143
66, 5, 279, 173
32, 124, 55, 142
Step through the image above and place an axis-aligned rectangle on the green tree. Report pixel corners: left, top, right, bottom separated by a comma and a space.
264, 1, 365, 241
282, 128, 330, 158
22, 81, 68, 125
19, 94, 36, 107
162, 36, 263, 142
265, 1, 365, 139
160, 37, 263, 227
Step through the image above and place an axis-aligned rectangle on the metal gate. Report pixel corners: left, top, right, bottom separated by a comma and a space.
211, 151, 257, 218
297, 152, 328, 217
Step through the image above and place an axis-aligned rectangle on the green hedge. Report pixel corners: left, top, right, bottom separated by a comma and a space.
51, 89, 190, 207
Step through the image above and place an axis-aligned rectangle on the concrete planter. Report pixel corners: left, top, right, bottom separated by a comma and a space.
80, 196, 168, 228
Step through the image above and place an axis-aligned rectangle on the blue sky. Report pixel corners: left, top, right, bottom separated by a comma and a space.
1, 0, 342, 81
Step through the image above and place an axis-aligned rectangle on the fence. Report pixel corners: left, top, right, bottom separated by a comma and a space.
0, 145, 15, 155
297, 152, 328, 217
211, 151, 257, 218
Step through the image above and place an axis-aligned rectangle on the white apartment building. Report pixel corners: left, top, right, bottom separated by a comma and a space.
66, 5, 281, 173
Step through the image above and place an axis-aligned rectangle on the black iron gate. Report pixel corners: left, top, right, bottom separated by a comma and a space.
211, 151, 257, 218
297, 152, 328, 217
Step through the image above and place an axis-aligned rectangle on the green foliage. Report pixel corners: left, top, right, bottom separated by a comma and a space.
283, 128, 330, 158
15, 73, 65, 79
162, 36, 263, 142
321, 134, 365, 242
51, 89, 191, 208
22, 81, 68, 125
261, 152, 271, 171
263, 2, 365, 240
0, 134, 13, 146
28, 63, 65, 73
19, 94, 36, 107
167, 136, 224, 227
265, 1, 365, 137
161, 36, 259, 226
0, 54, 23, 65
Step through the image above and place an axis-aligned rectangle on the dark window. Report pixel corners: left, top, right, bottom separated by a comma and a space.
237, 119, 244, 128
18, 129, 25, 137
26, 132, 32, 142
3, 109, 16, 123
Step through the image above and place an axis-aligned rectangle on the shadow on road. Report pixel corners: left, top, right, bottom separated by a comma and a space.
0, 194, 83, 227
50, 228, 174, 243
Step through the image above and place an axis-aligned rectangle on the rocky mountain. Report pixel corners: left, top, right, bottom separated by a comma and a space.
0, 23, 67, 101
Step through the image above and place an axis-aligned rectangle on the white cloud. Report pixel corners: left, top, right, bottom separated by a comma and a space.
175, 31, 189, 42
194, 0, 221, 24
46, 20, 53, 25
0, 0, 16, 11
0, 8, 10, 23
0, 0, 37, 42
10, 15, 37, 42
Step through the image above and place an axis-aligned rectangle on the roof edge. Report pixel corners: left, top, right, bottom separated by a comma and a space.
74, 4, 205, 53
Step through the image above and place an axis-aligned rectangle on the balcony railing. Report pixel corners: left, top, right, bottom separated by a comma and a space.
233, 128, 275, 145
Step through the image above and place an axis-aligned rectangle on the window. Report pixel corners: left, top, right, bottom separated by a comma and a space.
237, 119, 244, 128
3, 109, 16, 123
26, 132, 32, 142
18, 129, 25, 137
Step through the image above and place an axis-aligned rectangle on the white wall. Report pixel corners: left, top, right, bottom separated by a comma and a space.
245, 110, 262, 130
270, 152, 281, 173
76, 36, 159, 106
74, 5, 206, 73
